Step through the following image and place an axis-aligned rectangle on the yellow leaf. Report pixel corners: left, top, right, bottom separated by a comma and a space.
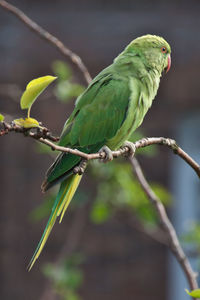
13, 118, 25, 127
0, 114, 4, 122
185, 288, 200, 297
14, 117, 41, 128
20, 75, 57, 110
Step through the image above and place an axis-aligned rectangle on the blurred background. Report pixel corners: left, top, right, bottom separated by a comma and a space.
0, 0, 200, 299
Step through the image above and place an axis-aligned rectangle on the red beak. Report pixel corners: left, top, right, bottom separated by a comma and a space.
166, 54, 171, 73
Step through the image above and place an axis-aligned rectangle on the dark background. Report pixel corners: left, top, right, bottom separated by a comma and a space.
0, 0, 200, 299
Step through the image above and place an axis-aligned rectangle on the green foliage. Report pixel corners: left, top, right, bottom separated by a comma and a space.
90, 160, 171, 225
91, 200, 112, 224
182, 222, 200, 264
183, 222, 200, 245
185, 288, 200, 298
52, 60, 85, 103
52, 60, 72, 81
43, 254, 83, 300
55, 81, 85, 102
0, 114, 4, 122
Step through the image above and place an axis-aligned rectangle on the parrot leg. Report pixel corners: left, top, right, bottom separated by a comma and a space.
73, 159, 88, 175
98, 145, 113, 163
122, 141, 136, 157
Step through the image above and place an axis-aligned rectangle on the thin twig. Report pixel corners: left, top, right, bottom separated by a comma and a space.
0, 0, 92, 85
129, 156, 199, 292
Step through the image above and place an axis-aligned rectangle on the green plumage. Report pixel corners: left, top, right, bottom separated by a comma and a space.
29, 34, 171, 269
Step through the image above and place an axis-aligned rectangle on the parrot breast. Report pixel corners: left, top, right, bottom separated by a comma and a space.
106, 70, 160, 150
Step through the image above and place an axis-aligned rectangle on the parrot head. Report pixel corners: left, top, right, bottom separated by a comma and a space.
125, 34, 171, 74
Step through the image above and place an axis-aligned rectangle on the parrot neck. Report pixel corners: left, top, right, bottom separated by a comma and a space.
137, 63, 161, 101
146, 68, 161, 99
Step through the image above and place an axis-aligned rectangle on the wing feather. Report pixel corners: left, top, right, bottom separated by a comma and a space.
45, 73, 131, 186
69, 78, 131, 147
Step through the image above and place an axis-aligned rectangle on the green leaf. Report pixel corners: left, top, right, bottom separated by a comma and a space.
52, 60, 72, 81
185, 288, 200, 297
0, 114, 4, 122
20, 75, 57, 110
14, 117, 40, 128
90, 160, 171, 226
182, 222, 200, 246
55, 81, 85, 102
90, 201, 112, 224
43, 256, 83, 289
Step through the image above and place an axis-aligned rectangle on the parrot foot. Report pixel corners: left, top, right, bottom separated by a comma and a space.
73, 159, 88, 175
98, 145, 113, 163
122, 141, 136, 157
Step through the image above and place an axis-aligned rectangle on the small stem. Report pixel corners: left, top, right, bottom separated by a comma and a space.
27, 107, 31, 119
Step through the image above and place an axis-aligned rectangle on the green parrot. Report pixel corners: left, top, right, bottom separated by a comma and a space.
29, 34, 171, 269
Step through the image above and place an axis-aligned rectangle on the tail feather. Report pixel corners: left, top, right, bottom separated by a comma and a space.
57, 175, 82, 223
28, 174, 82, 271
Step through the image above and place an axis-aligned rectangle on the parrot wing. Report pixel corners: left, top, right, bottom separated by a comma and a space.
44, 73, 134, 189
61, 75, 131, 147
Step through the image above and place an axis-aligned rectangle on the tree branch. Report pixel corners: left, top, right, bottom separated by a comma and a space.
0, 0, 92, 85
1, 121, 200, 180
129, 157, 199, 292
39, 136, 200, 180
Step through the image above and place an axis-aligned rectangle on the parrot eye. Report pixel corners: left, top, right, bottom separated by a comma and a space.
161, 47, 167, 53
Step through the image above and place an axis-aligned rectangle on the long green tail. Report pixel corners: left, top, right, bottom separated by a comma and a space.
28, 174, 82, 270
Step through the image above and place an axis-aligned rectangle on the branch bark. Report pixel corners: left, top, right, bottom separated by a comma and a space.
129, 157, 199, 292
35, 136, 200, 179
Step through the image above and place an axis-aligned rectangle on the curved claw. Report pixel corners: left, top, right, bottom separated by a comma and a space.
99, 145, 113, 163
73, 159, 88, 175
123, 141, 136, 157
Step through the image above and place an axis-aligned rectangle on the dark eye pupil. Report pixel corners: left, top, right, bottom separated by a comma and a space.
162, 47, 166, 52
